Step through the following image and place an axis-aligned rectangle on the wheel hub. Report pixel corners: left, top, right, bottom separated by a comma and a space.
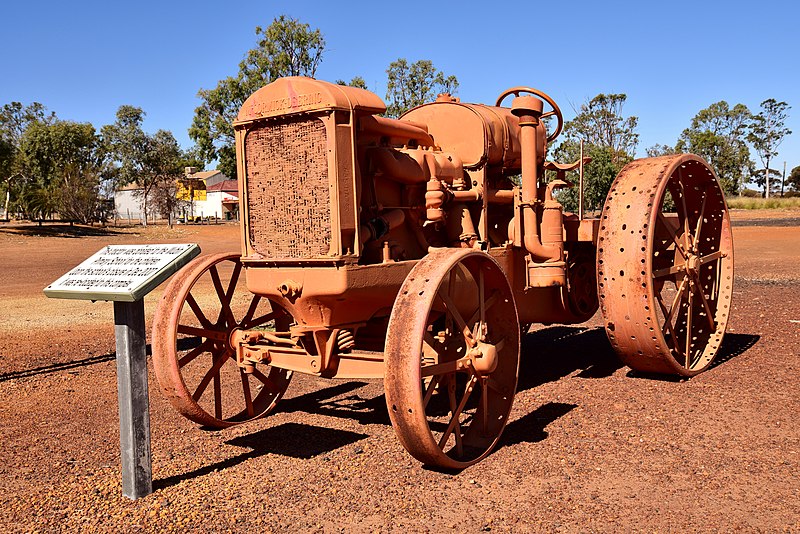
685, 253, 701, 274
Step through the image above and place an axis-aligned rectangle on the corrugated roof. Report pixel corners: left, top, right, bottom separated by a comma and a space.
206, 179, 239, 192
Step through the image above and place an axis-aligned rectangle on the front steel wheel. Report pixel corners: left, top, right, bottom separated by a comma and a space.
598, 154, 734, 376
152, 253, 292, 427
384, 248, 520, 469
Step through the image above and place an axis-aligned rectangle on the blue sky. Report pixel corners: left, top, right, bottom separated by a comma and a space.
2, 0, 798, 176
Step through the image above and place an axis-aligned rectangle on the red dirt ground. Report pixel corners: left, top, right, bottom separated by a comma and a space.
0, 212, 798, 532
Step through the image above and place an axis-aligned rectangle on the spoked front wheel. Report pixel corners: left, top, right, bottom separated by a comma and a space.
384, 248, 520, 469
152, 253, 292, 427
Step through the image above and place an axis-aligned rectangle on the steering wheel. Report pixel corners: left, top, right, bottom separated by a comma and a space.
496, 86, 564, 143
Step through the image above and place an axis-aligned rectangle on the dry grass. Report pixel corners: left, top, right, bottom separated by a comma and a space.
727, 196, 800, 210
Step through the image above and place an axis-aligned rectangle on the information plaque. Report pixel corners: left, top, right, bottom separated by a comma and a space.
43, 242, 201, 499
44, 244, 200, 302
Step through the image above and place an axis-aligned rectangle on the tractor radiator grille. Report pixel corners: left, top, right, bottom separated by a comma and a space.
245, 117, 331, 259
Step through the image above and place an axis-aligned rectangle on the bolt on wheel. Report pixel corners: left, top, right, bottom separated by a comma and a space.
385, 248, 520, 469
152, 253, 292, 427
598, 154, 734, 376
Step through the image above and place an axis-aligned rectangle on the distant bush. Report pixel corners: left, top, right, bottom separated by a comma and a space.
739, 189, 760, 198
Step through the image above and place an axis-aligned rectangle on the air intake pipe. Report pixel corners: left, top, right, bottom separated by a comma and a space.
511, 96, 563, 264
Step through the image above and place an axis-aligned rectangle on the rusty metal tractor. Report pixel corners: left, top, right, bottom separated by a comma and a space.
152, 77, 733, 469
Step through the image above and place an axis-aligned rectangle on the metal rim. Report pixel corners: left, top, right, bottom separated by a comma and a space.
598, 155, 734, 376
384, 248, 520, 469
152, 253, 292, 427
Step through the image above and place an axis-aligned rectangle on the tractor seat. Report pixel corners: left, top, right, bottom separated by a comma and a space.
544, 157, 591, 173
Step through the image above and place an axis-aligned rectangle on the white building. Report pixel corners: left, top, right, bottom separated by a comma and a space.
113, 169, 237, 223
190, 179, 239, 221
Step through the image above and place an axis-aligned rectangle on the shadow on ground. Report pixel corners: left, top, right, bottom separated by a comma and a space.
276, 381, 389, 425
0, 352, 116, 382
626, 332, 760, 381
518, 326, 622, 392
501, 401, 578, 447
0, 223, 128, 238
153, 422, 368, 491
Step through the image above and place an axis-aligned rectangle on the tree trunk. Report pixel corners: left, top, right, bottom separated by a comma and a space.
765, 156, 771, 199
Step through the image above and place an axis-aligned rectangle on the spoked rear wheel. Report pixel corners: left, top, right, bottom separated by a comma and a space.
385, 249, 520, 469
152, 253, 292, 427
598, 154, 734, 376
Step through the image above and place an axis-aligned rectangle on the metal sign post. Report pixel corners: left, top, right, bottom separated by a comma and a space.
45, 244, 200, 499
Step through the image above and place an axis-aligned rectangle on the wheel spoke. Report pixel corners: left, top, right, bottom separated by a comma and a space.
422, 374, 442, 408
437, 288, 476, 348
700, 250, 724, 265
177, 339, 214, 368
685, 287, 694, 368
444, 375, 464, 456
479, 269, 485, 326
192, 350, 228, 402
662, 276, 688, 334
467, 291, 499, 331
210, 265, 236, 327
691, 272, 718, 332
423, 331, 443, 354
241, 295, 262, 325
438, 373, 478, 451
185, 293, 213, 329
421, 359, 461, 378
677, 175, 692, 251
240, 370, 254, 417
652, 263, 686, 279
481, 377, 489, 436
657, 212, 688, 260
246, 310, 282, 329
213, 367, 222, 419
226, 262, 242, 302
692, 187, 709, 250
655, 291, 681, 349
251, 367, 281, 394
177, 324, 227, 341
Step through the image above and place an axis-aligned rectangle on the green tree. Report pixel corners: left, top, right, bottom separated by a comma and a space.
675, 101, 752, 195
748, 99, 791, 198
335, 76, 368, 89
16, 119, 106, 222
787, 165, 800, 192
552, 93, 638, 212
750, 167, 783, 197
103, 106, 185, 225
646, 143, 677, 157
189, 16, 325, 178
0, 102, 56, 145
385, 59, 458, 118
145, 130, 186, 227
562, 94, 638, 164
0, 102, 56, 218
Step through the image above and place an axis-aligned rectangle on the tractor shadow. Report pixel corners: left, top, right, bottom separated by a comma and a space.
517, 325, 622, 392
625, 332, 760, 381
276, 381, 392, 426
500, 401, 578, 447
153, 422, 368, 491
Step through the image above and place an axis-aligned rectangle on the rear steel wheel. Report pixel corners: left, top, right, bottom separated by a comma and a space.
385, 249, 520, 469
152, 253, 292, 427
598, 154, 734, 376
